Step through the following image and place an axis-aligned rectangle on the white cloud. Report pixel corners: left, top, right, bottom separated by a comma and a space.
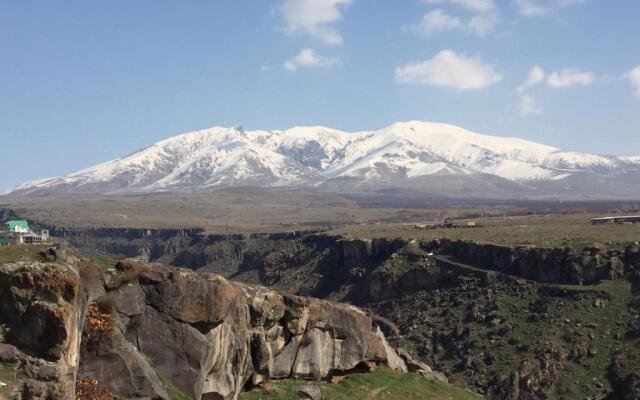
425, 0, 496, 13
546, 69, 594, 88
281, 0, 352, 45
467, 12, 499, 35
515, 65, 593, 115
395, 49, 502, 90
515, 0, 546, 16
517, 93, 543, 115
625, 66, 640, 97
516, 66, 545, 115
518, 65, 545, 92
515, 0, 586, 16
415, 10, 463, 34
283, 48, 337, 72
413, 9, 498, 36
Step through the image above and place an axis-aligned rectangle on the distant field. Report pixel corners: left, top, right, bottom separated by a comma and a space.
332, 213, 640, 248
1, 190, 639, 247
0, 189, 525, 232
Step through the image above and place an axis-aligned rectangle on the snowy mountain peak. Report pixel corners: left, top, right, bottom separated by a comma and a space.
8, 121, 640, 198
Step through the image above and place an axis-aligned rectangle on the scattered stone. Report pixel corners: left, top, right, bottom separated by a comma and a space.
0, 344, 20, 362
296, 384, 322, 400
431, 371, 449, 384
396, 348, 432, 374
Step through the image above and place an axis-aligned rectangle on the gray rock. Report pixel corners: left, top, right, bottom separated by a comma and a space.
79, 330, 170, 400
431, 370, 449, 384
84, 260, 407, 400
0, 261, 90, 399
396, 348, 432, 374
0, 344, 20, 362
296, 384, 322, 400
1, 258, 410, 400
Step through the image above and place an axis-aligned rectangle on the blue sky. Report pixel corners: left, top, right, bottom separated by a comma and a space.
1, 0, 639, 191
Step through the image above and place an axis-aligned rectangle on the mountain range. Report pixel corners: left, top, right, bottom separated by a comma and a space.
8, 121, 640, 199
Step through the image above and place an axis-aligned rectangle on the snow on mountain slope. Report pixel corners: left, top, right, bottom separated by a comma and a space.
324, 121, 561, 181
8, 121, 640, 197
258, 126, 351, 170
621, 156, 640, 164
14, 127, 322, 194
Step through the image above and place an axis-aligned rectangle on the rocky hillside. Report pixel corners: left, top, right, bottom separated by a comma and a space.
0, 247, 444, 400
44, 227, 640, 399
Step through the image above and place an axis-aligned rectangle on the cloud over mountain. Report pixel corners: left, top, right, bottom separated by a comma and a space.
395, 50, 502, 90
281, 0, 352, 45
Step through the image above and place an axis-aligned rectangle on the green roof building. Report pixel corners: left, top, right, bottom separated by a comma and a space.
5, 220, 30, 233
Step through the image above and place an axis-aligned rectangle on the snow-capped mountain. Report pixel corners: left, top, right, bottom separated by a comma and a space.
9, 121, 640, 199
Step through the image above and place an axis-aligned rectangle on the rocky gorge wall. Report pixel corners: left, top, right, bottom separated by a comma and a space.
422, 238, 640, 285
0, 250, 410, 400
42, 226, 640, 289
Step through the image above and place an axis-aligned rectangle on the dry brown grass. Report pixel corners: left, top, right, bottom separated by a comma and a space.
84, 302, 113, 341
75, 378, 112, 400
0, 190, 520, 232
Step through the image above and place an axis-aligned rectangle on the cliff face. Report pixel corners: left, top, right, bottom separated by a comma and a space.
0, 253, 408, 400
45, 227, 640, 288
0, 253, 100, 400
422, 239, 640, 285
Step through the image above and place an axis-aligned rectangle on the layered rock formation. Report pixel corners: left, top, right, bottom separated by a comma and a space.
0, 253, 409, 400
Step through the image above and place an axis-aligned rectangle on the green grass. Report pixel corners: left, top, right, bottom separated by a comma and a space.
156, 371, 193, 400
0, 245, 48, 264
240, 367, 483, 400
459, 279, 632, 399
87, 255, 119, 268
545, 280, 634, 399
0, 362, 16, 396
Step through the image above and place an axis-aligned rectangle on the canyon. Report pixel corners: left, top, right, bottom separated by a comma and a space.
33, 224, 640, 399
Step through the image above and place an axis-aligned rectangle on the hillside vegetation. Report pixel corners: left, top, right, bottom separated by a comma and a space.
241, 368, 482, 400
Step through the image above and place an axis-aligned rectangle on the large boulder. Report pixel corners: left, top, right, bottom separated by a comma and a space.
78, 260, 406, 400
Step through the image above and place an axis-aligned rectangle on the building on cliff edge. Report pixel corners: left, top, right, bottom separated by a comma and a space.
2, 220, 49, 245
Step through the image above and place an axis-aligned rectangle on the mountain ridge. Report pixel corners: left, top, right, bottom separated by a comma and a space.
8, 121, 640, 199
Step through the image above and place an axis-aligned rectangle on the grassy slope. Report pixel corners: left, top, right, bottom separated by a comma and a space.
0, 245, 49, 264
240, 368, 482, 400
0, 362, 16, 397
381, 275, 636, 398
87, 254, 119, 268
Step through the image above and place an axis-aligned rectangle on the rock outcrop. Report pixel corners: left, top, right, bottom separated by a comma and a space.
0, 251, 101, 400
0, 254, 408, 400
